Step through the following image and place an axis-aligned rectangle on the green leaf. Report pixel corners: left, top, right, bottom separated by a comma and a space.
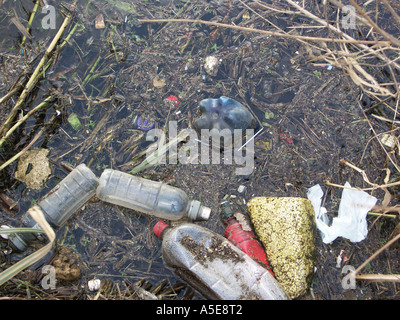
313, 70, 322, 78
0, 227, 45, 235
68, 113, 82, 131
264, 111, 274, 120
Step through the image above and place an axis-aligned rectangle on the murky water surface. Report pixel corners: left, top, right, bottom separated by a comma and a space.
0, 0, 398, 299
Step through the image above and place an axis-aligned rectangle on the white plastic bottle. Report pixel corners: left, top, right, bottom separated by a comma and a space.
153, 221, 289, 300
96, 169, 211, 221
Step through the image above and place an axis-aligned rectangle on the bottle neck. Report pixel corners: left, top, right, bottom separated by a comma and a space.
220, 202, 234, 223
153, 220, 170, 240
226, 216, 238, 226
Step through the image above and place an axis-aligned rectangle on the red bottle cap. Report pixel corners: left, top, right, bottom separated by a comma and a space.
153, 221, 169, 239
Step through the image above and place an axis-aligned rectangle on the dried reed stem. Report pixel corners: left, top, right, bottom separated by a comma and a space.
355, 233, 400, 274
138, 18, 390, 45
355, 273, 400, 282
0, 2, 76, 143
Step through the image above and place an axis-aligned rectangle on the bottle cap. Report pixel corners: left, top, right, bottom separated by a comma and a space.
188, 200, 211, 221
198, 206, 211, 221
153, 221, 169, 239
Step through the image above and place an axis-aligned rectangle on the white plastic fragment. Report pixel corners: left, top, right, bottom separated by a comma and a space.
307, 182, 377, 244
336, 252, 342, 268
380, 134, 396, 148
88, 278, 101, 291
336, 249, 347, 268
204, 56, 220, 76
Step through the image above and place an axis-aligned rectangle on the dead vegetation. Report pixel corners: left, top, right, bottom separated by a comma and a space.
0, 0, 399, 299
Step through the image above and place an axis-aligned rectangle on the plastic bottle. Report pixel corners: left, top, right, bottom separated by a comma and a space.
194, 96, 257, 134
152, 221, 289, 300
7, 164, 99, 251
96, 169, 210, 221
220, 202, 274, 276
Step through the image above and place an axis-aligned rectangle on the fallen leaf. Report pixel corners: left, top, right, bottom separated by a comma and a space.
153, 75, 166, 88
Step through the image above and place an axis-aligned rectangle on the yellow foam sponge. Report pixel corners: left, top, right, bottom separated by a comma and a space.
247, 197, 316, 298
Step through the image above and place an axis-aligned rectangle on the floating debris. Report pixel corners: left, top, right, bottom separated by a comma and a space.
68, 113, 82, 131
165, 95, 179, 107
307, 182, 377, 243
133, 114, 155, 131
194, 96, 257, 134
247, 197, 316, 299
14, 149, 51, 190
204, 56, 220, 76
95, 14, 105, 29
52, 247, 82, 282
88, 278, 102, 291
380, 133, 396, 148
153, 75, 166, 88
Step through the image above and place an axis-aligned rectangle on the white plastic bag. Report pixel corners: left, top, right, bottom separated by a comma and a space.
307, 182, 377, 243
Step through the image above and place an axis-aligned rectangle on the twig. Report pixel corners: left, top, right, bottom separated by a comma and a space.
0, 96, 53, 147
325, 159, 400, 192
82, 55, 102, 87
381, 0, 400, 29
372, 204, 400, 214
138, 18, 390, 45
348, 0, 400, 47
368, 211, 397, 219
356, 96, 400, 173
371, 113, 400, 124
0, 114, 56, 172
326, 175, 400, 191
21, 0, 40, 46
10, 8, 32, 40
0, 85, 22, 106
0, 2, 75, 142
354, 233, 400, 274
339, 159, 378, 188
355, 273, 400, 282
284, 0, 400, 71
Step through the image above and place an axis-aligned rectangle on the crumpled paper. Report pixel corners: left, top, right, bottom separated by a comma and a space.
307, 182, 377, 243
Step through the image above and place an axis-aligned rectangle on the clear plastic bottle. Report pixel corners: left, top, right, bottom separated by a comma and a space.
96, 169, 211, 221
8, 164, 99, 251
153, 221, 289, 300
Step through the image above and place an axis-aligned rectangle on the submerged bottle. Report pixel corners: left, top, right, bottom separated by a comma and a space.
220, 202, 274, 276
7, 164, 99, 251
96, 169, 211, 221
194, 96, 257, 134
153, 221, 289, 300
